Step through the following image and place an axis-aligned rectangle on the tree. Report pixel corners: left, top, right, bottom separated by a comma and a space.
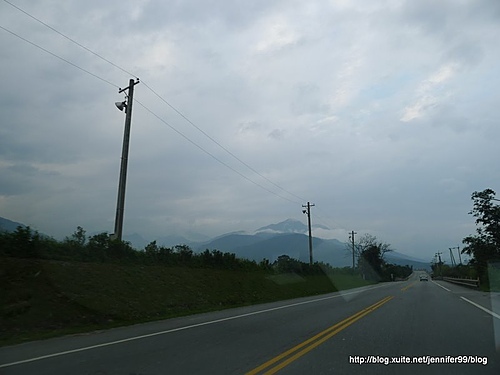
462, 189, 500, 282
83, 232, 134, 261
353, 234, 393, 281
4, 226, 41, 258
351, 234, 392, 261
352, 234, 393, 261
174, 245, 193, 264
273, 254, 302, 273
66, 226, 87, 247
144, 240, 160, 262
358, 245, 383, 281
63, 226, 87, 259
86, 232, 110, 261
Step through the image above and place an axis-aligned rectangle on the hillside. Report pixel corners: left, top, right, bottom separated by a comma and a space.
0, 257, 373, 346
0, 216, 430, 269
201, 233, 356, 267
0, 217, 25, 232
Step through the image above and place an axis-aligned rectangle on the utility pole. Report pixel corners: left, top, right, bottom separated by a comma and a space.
449, 248, 456, 267
435, 252, 443, 277
302, 202, 315, 265
349, 230, 357, 270
450, 246, 462, 265
113, 78, 139, 241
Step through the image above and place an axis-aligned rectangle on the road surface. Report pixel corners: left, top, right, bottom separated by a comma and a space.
1, 272, 499, 374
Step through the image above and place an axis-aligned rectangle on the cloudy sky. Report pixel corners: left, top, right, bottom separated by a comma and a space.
1, 0, 499, 262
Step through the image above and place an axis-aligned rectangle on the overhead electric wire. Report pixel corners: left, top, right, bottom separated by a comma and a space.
2, 0, 139, 80
2, 0, 306, 204
2, 0, 361, 247
313, 208, 345, 234
140, 81, 306, 203
134, 99, 302, 204
0, 20, 302, 205
0, 24, 119, 89
1, 3, 348, 225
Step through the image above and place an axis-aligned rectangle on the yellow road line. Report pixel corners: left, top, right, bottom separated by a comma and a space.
401, 281, 416, 292
246, 295, 394, 375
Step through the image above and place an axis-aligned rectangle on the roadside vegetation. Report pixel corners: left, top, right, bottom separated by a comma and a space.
350, 233, 413, 282
0, 226, 412, 346
430, 189, 500, 291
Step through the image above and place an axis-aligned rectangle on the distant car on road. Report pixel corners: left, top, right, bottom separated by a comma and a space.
419, 274, 429, 281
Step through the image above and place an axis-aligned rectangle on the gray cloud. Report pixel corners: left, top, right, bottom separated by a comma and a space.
0, 0, 499, 262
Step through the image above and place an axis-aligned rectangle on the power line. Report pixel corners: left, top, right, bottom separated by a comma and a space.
0, 24, 119, 89
1, 2, 310, 208
314, 206, 347, 233
0, 22, 302, 205
134, 99, 302, 204
2, 0, 138, 80
2, 0, 306, 204
140, 81, 306, 203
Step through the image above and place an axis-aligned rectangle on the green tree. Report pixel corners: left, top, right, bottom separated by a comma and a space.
66, 226, 86, 247
358, 244, 383, 281
174, 244, 193, 264
144, 240, 160, 262
63, 226, 87, 260
86, 232, 110, 261
354, 234, 393, 261
462, 189, 500, 283
353, 234, 393, 280
8, 226, 41, 258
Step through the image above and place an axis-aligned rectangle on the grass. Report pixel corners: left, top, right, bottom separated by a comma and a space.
1, 257, 373, 347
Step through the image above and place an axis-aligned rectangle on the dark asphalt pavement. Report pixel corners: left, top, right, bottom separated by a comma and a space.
1, 272, 499, 374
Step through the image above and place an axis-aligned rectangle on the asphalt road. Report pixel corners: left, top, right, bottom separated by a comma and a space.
1, 272, 499, 374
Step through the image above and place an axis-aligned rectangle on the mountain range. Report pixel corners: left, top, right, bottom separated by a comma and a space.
0, 217, 430, 270
0, 217, 26, 232
195, 230, 430, 270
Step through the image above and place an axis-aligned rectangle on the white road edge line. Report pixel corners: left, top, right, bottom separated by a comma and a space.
460, 296, 500, 320
0, 283, 389, 368
432, 281, 451, 292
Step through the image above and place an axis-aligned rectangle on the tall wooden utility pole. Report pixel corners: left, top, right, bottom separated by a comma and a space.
113, 78, 139, 241
302, 202, 315, 265
450, 246, 462, 265
350, 230, 357, 270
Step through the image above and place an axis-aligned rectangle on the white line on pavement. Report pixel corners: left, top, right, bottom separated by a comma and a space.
460, 296, 500, 320
0, 283, 389, 368
432, 281, 451, 292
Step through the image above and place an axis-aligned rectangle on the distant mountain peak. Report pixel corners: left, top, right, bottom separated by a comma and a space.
256, 218, 329, 234
256, 219, 306, 234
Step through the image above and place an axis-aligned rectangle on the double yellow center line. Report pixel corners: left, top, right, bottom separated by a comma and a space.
246, 295, 394, 375
401, 281, 416, 292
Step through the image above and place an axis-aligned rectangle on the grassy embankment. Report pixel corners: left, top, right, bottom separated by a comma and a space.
1, 257, 373, 346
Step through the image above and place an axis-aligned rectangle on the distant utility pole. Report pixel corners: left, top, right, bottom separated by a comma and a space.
349, 230, 357, 270
450, 246, 462, 265
449, 248, 456, 267
113, 78, 140, 241
435, 252, 443, 276
302, 202, 315, 265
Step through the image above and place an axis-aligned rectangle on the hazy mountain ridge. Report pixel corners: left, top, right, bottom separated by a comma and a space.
198, 232, 430, 270
256, 218, 329, 234
0, 217, 26, 232
0, 216, 430, 269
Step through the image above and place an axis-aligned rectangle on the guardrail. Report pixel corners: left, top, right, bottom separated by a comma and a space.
442, 276, 480, 288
